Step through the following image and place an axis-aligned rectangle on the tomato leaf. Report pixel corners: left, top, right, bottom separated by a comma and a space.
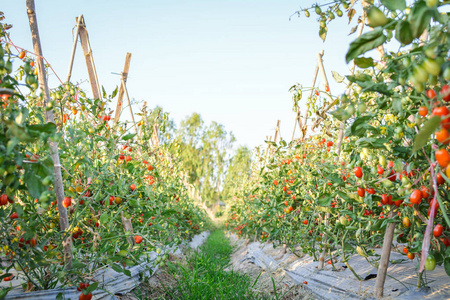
84, 281, 99, 294
346, 28, 387, 63
354, 57, 375, 69
319, 26, 328, 42
444, 257, 450, 277
395, 20, 414, 45
408, 1, 434, 39
332, 71, 345, 83
412, 116, 441, 152
348, 8, 356, 24
317, 193, 332, 206
381, 0, 406, 11
122, 133, 136, 141
24, 162, 52, 199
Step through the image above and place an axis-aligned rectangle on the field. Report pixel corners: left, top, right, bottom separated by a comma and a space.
1, 0, 450, 299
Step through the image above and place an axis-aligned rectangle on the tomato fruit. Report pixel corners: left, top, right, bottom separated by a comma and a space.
419, 106, 428, 117
130, 184, 136, 191
409, 189, 422, 205
435, 149, 450, 168
402, 217, 411, 228
433, 224, 444, 238
440, 85, 450, 102
407, 252, 415, 260
425, 255, 436, 271
436, 128, 450, 144
426, 89, 437, 99
420, 185, 430, 199
63, 197, 72, 208
357, 187, 365, 197
134, 235, 143, 244
354, 167, 363, 178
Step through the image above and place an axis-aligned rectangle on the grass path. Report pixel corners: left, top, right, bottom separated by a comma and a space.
137, 230, 285, 300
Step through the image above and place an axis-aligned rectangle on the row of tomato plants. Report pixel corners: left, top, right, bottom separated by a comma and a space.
0, 25, 209, 299
227, 0, 450, 292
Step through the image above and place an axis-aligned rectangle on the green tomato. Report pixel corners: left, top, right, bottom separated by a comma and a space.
315, 5, 322, 15
346, 105, 355, 116
426, 0, 438, 7
358, 103, 367, 113
413, 65, 429, 83
423, 58, 441, 76
444, 67, 450, 81
367, 6, 388, 27
304, 10, 310, 18
425, 255, 436, 271
336, 9, 343, 17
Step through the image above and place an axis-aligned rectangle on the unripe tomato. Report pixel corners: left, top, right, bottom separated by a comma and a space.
425, 255, 436, 271
423, 58, 441, 76
402, 217, 411, 228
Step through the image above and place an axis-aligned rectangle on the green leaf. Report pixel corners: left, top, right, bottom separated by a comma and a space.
337, 191, 355, 204
122, 133, 136, 141
381, 0, 406, 11
24, 162, 52, 199
356, 137, 388, 149
319, 26, 328, 42
102, 86, 107, 99
84, 281, 99, 294
395, 20, 414, 45
111, 86, 119, 98
317, 193, 332, 206
27, 123, 57, 136
346, 28, 387, 63
392, 97, 402, 113
100, 213, 109, 224
444, 257, 450, 276
332, 71, 345, 83
408, 1, 433, 39
413, 116, 441, 152
354, 57, 375, 69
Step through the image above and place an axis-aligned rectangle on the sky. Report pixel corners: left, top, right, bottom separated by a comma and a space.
3, 0, 364, 151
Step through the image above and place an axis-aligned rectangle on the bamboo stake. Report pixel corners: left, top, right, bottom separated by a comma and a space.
302, 62, 320, 140
26, 0, 72, 269
66, 15, 82, 83
77, 16, 102, 101
114, 52, 132, 124
317, 52, 331, 270
121, 77, 138, 134
374, 210, 396, 297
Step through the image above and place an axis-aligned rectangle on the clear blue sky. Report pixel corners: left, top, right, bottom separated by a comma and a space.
4, 0, 362, 150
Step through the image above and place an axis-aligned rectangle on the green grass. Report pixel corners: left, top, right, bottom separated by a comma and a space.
135, 230, 280, 300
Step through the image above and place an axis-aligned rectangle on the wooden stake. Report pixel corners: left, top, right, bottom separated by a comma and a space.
66, 15, 82, 83
302, 64, 320, 140
114, 52, 132, 124
120, 211, 135, 246
121, 76, 138, 134
26, 0, 72, 269
374, 210, 396, 297
77, 16, 102, 100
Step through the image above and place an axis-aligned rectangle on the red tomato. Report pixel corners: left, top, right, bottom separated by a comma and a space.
354, 167, 363, 178
440, 84, 450, 102
433, 224, 444, 237
357, 187, 365, 197
426, 89, 437, 99
409, 189, 422, 205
